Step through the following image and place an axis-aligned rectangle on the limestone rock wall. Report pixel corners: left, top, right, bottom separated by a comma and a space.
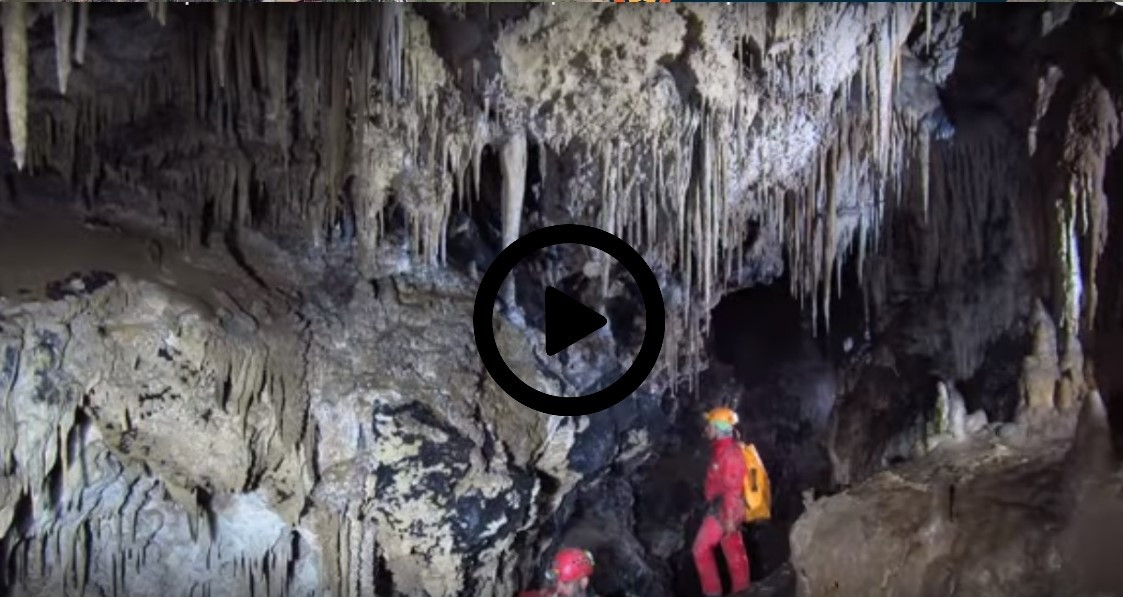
793, 394, 1123, 597
825, 2, 1123, 487
0, 265, 582, 597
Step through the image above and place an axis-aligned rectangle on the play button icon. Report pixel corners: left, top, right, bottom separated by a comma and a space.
473, 224, 666, 417
544, 286, 608, 356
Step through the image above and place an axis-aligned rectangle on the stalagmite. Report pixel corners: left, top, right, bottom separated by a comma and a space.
54, 4, 74, 95
3, 1, 28, 170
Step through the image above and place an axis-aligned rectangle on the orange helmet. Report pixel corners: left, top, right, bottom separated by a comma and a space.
551, 548, 594, 583
700, 408, 736, 426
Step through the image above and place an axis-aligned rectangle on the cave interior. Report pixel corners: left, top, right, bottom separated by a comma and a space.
1, 2, 1123, 597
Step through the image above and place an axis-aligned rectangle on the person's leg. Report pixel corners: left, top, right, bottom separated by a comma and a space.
720, 529, 750, 593
692, 516, 725, 596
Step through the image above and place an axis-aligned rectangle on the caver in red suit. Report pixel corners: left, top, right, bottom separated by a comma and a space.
692, 407, 750, 596
518, 548, 596, 597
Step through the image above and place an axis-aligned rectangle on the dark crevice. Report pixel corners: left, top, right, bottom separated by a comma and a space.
196, 488, 217, 541
1096, 128, 1123, 452
374, 549, 396, 596
200, 198, 216, 247
948, 483, 957, 522
959, 333, 1027, 423
657, 8, 704, 106
735, 36, 764, 79
473, 145, 503, 249
223, 230, 271, 290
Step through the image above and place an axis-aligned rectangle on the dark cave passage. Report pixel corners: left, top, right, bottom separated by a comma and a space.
1096, 130, 1123, 456
702, 282, 836, 590
594, 278, 838, 597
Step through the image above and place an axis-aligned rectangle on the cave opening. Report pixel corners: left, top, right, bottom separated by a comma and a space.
616, 276, 840, 597
705, 280, 840, 584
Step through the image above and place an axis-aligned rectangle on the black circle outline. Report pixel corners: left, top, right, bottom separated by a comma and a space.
472, 224, 666, 417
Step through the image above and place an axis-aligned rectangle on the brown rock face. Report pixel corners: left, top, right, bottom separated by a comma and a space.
794, 391, 1123, 597
793, 439, 1074, 597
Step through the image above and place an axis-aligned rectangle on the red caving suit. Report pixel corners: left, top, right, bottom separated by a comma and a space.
692, 436, 750, 596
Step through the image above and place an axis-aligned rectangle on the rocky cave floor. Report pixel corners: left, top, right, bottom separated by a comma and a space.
1, 2, 1123, 597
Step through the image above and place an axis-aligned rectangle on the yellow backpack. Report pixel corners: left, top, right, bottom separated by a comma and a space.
740, 442, 772, 522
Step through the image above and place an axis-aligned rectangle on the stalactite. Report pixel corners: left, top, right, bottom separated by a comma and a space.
599, 141, 616, 297
3, 1, 28, 170
146, 2, 167, 27
348, 517, 363, 597
54, 4, 74, 96
500, 131, 527, 251
323, 10, 350, 230
823, 147, 838, 334
337, 515, 350, 597
0, 3, 967, 458
925, 3, 932, 51
920, 129, 931, 222
74, 3, 90, 66
213, 3, 231, 89
327, 514, 342, 597
380, 2, 404, 102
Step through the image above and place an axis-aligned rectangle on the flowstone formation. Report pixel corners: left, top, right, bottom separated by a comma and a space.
0, 3, 1121, 597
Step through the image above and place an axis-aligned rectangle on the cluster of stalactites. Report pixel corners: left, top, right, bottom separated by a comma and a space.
6, 2, 469, 267
589, 3, 959, 389
2, 3, 91, 171
4, 473, 311, 597
2, 3, 985, 390
1057, 79, 1118, 341
0, 313, 313, 597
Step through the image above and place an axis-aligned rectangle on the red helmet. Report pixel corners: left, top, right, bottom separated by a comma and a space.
551, 548, 594, 583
